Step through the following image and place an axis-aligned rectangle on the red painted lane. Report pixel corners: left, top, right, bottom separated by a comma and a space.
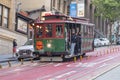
44, 52, 120, 80
0, 62, 74, 80
38, 50, 120, 80
0, 46, 120, 80
72, 55, 120, 80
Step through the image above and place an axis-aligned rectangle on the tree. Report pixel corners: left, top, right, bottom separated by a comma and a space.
92, 0, 120, 43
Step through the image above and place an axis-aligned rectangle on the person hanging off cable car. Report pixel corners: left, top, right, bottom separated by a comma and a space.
75, 32, 81, 55
70, 32, 77, 56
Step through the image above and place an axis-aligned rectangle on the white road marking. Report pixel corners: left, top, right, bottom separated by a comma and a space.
81, 63, 97, 67
67, 62, 96, 68
96, 56, 114, 64
36, 75, 52, 80
54, 63, 63, 67
56, 71, 76, 78
0, 68, 24, 75
98, 63, 107, 68
66, 55, 118, 68
66, 63, 78, 67
31, 63, 38, 66
75, 62, 82, 67
49, 71, 77, 79
12, 68, 23, 72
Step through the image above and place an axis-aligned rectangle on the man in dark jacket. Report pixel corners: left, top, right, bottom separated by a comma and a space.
75, 33, 81, 54
70, 33, 77, 56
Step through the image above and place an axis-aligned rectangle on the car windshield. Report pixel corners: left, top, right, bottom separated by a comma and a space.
99, 38, 105, 41
95, 39, 99, 41
24, 40, 33, 45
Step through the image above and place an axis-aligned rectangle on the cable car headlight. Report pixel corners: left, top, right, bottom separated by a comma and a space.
47, 43, 52, 48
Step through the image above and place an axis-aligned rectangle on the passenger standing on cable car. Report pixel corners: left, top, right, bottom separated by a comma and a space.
79, 32, 81, 52
75, 32, 81, 54
70, 32, 77, 56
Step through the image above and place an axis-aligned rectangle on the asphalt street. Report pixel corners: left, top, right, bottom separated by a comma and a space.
0, 46, 120, 80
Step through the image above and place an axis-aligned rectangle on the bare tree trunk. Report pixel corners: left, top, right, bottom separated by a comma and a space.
116, 22, 120, 43
109, 22, 113, 44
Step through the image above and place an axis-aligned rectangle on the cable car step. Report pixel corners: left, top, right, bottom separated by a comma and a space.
40, 57, 63, 62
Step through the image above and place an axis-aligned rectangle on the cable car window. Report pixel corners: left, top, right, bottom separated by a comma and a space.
29, 31, 33, 39
36, 25, 43, 38
84, 25, 87, 35
56, 25, 63, 36
72, 27, 75, 34
92, 27, 94, 36
90, 27, 93, 35
45, 24, 52, 37
83, 25, 85, 35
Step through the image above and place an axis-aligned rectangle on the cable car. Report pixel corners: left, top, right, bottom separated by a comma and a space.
32, 14, 95, 61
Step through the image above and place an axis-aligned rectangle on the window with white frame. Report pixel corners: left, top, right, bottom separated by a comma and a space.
0, 5, 2, 26
3, 7, 9, 28
17, 18, 27, 33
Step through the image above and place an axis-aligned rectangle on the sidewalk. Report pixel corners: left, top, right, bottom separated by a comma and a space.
0, 53, 14, 61
94, 65, 120, 80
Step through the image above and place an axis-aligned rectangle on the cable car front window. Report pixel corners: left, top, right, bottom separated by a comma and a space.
45, 24, 52, 37
56, 25, 63, 36
36, 25, 43, 38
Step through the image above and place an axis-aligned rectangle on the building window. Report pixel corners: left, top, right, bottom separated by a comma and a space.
0, 5, 2, 26
3, 7, 9, 28
17, 18, 28, 34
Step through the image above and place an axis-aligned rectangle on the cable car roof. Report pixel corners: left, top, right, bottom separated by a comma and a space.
34, 14, 95, 26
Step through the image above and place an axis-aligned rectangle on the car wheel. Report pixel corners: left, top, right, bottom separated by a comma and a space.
15, 53, 18, 57
18, 57, 24, 61
82, 53, 86, 57
18, 58, 21, 61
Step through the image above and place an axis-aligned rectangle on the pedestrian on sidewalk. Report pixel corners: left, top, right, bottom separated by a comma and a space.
13, 39, 17, 57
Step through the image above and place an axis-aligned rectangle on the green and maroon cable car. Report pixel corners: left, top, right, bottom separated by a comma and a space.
32, 14, 94, 61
